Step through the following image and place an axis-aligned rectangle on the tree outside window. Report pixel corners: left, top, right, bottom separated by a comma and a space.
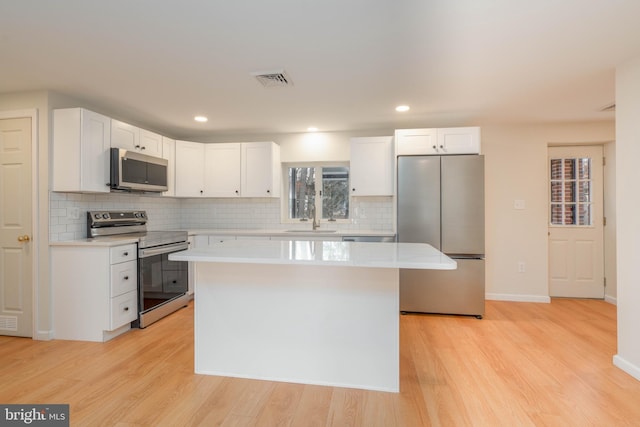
287, 165, 349, 222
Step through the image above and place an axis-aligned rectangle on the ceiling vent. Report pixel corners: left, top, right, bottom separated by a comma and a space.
252, 70, 293, 88
600, 103, 616, 112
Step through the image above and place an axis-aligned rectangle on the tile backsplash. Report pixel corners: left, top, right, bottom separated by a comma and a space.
50, 192, 394, 241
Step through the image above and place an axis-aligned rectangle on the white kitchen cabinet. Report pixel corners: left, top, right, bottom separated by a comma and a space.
175, 140, 205, 197
111, 119, 163, 157
395, 128, 439, 155
205, 143, 242, 197
52, 243, 138, 342
436, 127, 481, 154
395, 127, 480, 155
175, 141, 280, 198
52, 108, 111, 193
162, 137, 176, 197
350, 136, 394, 196
242, 142, 281, 197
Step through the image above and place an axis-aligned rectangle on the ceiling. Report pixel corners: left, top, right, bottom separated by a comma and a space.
1, 1, 638, 140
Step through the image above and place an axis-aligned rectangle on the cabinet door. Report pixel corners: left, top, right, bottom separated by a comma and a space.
395, 128, 438, 155
52, 108, 111, 193
204, 143, 241, 197
175, 140, 205, 197
436, 127, 481, 154
242, 142, 280, 197
162, 137, 176, 196
350, 136, 393, 196
140, 129, 163, 157
111, 119, 139, 151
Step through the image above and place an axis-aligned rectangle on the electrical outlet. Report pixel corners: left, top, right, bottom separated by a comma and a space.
517, 261, 526, 273
69, 207, 80, 220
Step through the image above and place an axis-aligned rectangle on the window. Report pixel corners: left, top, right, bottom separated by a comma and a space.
286, 165, 350, 222
550, 157, 592, 226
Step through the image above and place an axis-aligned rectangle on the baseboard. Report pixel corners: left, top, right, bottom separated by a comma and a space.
35, 330, 54, 341
605, 295, 617, 305
613, 355, 640, 382
485, 293, 551, 303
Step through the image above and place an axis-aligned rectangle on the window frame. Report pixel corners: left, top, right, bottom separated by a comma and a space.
549, 157, 593, 227
281, 162, 351, 225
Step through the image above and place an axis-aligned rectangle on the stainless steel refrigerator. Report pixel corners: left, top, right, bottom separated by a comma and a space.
397, 155, 485, 318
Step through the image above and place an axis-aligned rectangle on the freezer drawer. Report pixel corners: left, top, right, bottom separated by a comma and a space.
399, 258, 485, 318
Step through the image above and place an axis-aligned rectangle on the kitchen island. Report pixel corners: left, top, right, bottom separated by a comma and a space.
170, 239, 455, 392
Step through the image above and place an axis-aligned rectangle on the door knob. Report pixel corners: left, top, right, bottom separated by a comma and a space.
17, 235, 30, 242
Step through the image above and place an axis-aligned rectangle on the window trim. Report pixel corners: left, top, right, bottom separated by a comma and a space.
280, 162, 351, 225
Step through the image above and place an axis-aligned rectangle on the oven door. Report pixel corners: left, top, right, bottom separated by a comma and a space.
135, 241, 189, 328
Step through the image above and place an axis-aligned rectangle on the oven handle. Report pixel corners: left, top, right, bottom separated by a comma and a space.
138, 241, 189, 258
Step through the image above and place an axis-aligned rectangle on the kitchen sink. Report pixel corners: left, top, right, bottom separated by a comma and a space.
285, 230, 337, 233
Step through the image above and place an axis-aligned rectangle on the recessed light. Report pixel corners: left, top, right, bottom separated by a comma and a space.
307, 127, 319, 132
194, 116, 208, 123
395, 105, 410, 112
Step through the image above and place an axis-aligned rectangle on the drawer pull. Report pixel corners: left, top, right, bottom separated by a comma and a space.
124, 276, 129, 280
124, 306, 129, 311
123, 252, 129, 256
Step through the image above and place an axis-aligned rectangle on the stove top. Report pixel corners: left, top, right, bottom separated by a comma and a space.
87, 210, 187, 247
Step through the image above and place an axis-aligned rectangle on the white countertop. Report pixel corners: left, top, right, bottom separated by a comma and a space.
187, 228, 396, 238
50, 236, 140, 247
169, 239, 456, 270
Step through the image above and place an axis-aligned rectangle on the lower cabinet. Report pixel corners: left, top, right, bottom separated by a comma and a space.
52, 243, 138, 342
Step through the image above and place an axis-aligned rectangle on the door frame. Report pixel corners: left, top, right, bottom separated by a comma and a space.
0, 109, 39, 338
547, 143, 607, 299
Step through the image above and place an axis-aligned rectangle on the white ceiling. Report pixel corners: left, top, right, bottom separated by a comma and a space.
1, 1, 637, 139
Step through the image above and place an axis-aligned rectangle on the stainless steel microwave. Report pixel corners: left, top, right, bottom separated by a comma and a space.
110, 148, 168, 193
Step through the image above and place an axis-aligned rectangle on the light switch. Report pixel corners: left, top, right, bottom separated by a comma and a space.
514, 199, 525, 210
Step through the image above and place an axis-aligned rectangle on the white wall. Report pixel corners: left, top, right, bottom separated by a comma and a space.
482, 122, 615, 301
614, 58, 640, 381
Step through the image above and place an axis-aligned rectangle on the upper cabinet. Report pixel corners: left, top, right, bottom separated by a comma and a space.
52, 108, 111, 193
111, 119, 163, 158
205, 143, 242, 197
349, 136, 394, 196
175, 141, 205, 197
242, 142, 281, 197
395, 127, 480, 156
162, 137, 176, 197
175, 141, 280, 198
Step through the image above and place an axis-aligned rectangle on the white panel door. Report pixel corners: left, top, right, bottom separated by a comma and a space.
0, 117, 32, 337
548, 146, 604, 298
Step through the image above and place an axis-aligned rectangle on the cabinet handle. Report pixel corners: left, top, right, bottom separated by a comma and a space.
267, 189, 270, 193
17, 235, 31, 242
432, 145, 437, 150
141, 146, 146, 150
352, 188, 356, 192
200, 190, 204, 194
124, 306, 129, 311
123, 252, 129, 256
172, 280, 177, 284
439, 145, 444, 150
135, 145, 141, 149
124, 276, 129, 280
235, 190, 239, 194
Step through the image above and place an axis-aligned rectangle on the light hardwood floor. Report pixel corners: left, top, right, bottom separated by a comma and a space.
1, 299, 639, 426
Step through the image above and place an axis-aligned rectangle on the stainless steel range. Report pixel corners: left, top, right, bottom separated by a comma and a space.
88, 210, 190, 328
